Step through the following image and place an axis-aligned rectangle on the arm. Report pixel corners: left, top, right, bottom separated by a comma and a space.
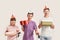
5, 28, 8, 36
33, 22, 39, 35
38, 22, 42, 29
16, 27, 20, 33
5, 32, 17, 36
5, 27, 17, 36
5, 32, 8, 36
22, 26, 24, 32
50, 24, 55, 29
16, 27, 21, 37
35, 29, 39, 35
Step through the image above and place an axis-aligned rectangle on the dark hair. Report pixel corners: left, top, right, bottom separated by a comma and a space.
10, 18, 16, 21
43, 8, 50, 12
27, 12, 33, 16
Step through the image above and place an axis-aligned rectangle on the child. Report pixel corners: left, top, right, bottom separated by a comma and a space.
38, 6, 55, 40
5, 15, 20, 40
20, 12, 39, 40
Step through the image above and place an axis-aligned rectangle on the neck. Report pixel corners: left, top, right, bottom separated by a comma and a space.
44, 15, 49, 18
28, 19, 31, 22
10, 24, 15, 26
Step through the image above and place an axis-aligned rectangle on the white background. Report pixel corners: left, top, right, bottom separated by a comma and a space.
0, 0, 60, 40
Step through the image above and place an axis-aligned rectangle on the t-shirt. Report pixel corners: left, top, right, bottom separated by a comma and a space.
40, 17, 54, 37
23, 21, 37, 40
5, 25, 20, 40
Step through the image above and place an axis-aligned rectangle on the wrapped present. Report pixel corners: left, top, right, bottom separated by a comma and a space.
20, 21, 24, 25
20, 20, 28, 26
24, 20, 28, 25
41, 21, 52, 26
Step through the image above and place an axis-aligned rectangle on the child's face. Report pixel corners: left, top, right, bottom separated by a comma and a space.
44, 10, 50, 14
27, 14, 33, 20
44, 10, 50, 16
10, 21, 16, 26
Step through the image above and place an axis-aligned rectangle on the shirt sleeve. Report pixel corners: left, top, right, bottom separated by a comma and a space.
33, 22, 37, 30
39, 18, 42, 24
16, 26, 20, 32
5, 27, 8, 32
52, 19, 55, 25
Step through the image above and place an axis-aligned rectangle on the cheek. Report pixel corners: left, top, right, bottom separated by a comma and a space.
13, 22, 16, 24
28, 16, 31, 18
28, 15, 33, 18
29, 17, 32, 19
12, 22, 15, 24
10, 22, 13, 24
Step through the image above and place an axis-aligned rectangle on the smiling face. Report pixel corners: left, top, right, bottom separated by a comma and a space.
10, 18, 16, 26
43, 8, 50, 17
27, 13, 33, 20
10, 21, 16, 26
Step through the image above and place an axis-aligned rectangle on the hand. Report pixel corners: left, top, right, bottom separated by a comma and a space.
50, 24, 55, 29
35, 31, 39, 35
38, 35, 40, 38
17, 32, 21, 37
38, 23, 42, 29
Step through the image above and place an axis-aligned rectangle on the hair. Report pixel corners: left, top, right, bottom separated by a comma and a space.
27, 12, 34, 16
10, 18, 16, 21
43, 8, 50, 12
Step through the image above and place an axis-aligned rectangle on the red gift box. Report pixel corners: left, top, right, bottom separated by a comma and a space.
20, 20, 28, 26
20, 21, 24, 25
24, 20, 28, 25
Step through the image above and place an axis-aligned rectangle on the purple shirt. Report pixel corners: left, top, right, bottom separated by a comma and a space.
23, 21, 37, 40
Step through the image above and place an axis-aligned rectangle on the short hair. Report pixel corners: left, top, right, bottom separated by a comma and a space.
27, 12, 34, 16
10, 18, 16, 21
43, 8, 50, 12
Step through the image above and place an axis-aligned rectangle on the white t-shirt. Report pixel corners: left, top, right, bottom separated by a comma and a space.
40, 17, 54, 37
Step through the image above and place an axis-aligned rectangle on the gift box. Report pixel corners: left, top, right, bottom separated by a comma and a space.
20, 21, 24, 25
20, 20, 28, 26
41, 21, 52, 26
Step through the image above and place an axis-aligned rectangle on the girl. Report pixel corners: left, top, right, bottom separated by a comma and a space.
5, 15, 20, 40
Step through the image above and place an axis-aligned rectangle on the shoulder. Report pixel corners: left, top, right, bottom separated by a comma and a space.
48, 17, 54, 21
39, 17, 44, 22
15, 25, 18, 27
31, 21, 36, 24
6, 25, 11, 30
15, 25, 19, 29
40, 17, 44, 20
7, 25, 10, 28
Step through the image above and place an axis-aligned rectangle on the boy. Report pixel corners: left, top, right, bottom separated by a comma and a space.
38, 6, 55, 40
21, 12, 39, 40
5, 15, 20, 40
